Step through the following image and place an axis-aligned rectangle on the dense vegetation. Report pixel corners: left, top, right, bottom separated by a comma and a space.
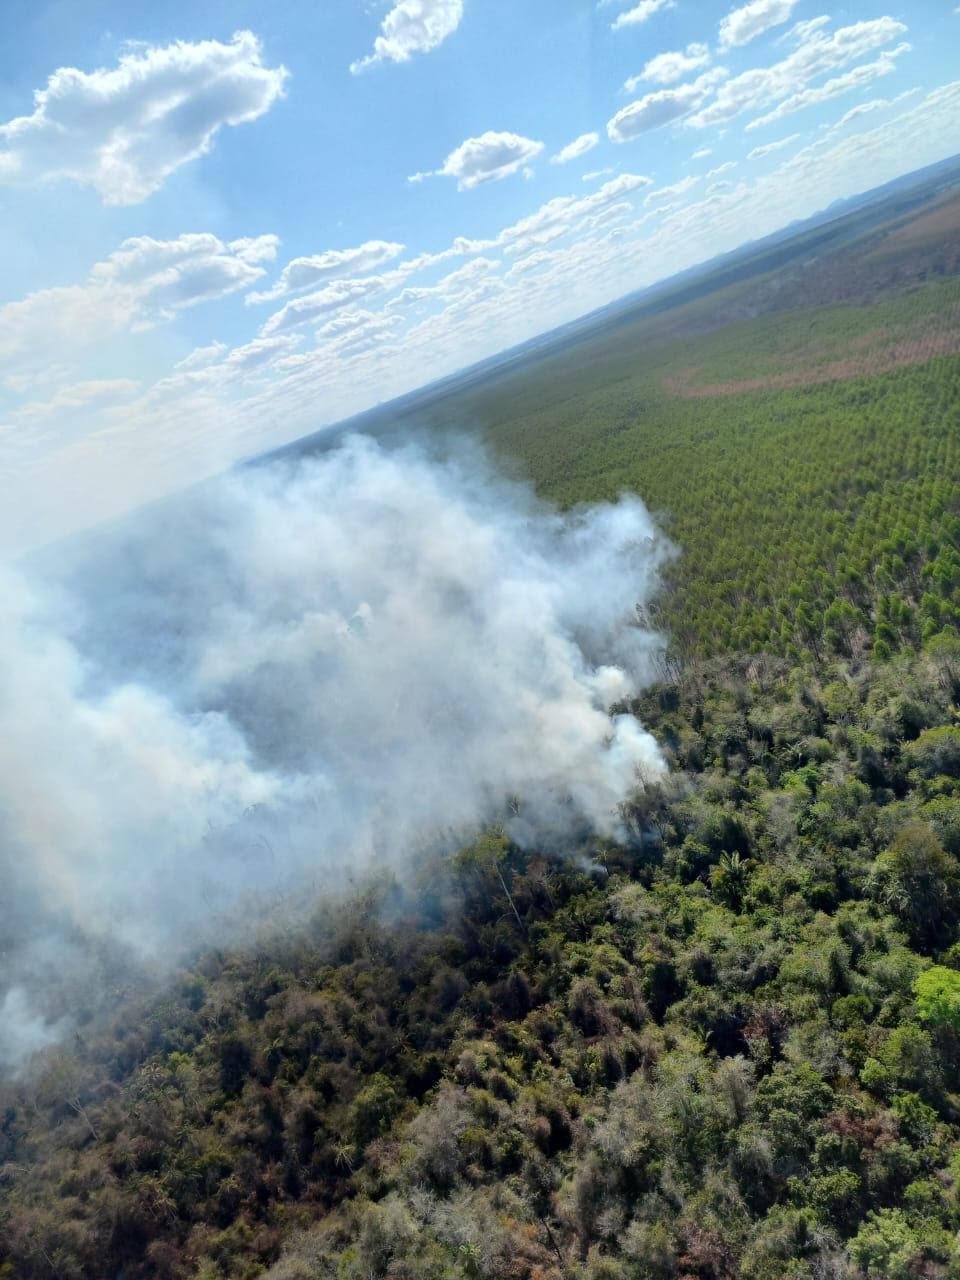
3, 182, 960, 1279
6, 648, 960, 1278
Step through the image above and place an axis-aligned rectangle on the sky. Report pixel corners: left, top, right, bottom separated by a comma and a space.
0, 0, 957, 551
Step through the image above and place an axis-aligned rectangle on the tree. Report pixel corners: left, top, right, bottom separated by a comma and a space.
903, 725, 960, 779
913, 966, 960, 1033
710, 851, 752, 909
871, 823, 960, 950
454, 830, 526, 934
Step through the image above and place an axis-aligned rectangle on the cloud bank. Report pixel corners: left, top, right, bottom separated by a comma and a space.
1, 436, 669, 1069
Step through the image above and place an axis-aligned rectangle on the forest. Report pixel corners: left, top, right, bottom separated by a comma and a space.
3, 185, 960, 1280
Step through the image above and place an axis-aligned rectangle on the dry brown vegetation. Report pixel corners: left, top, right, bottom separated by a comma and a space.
665, 323, 960, 399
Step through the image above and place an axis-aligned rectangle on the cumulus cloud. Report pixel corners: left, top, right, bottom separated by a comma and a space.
689, 16, 910, 130
627, 43, 712, 89
551, 132, 600, 164
611, 0, 675, 32
351, 0, 464, 73
718, 0, 801, 50
1, 437, 669, 1067
247, 241, 406, 305
607, 69, 728, 141
0, 32, 287, 205
410, 130, 545, 190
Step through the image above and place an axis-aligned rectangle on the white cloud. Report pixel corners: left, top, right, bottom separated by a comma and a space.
246, 241, 406, 304
689, 17, 910, 129
217, 335, 303, 375
411, 131, 545, 190
608, 69, 728, 141
551, 132, 600, 164
496, 173, 654, 253
718, 0, 800, 50
273, 309, 405, 370
706, 161, 737, 178
327, 312, 404, 357
820, 90, 919, 133
746, 46, 910, 130
261, 275, 399, 335
628, 43, 711, 89
747, 132, 801, 158
507, 249, 565, 278
692, 146, 713, 160
90, 233, 279, 324
174, 342, 228, 373
315, 309, 388, 341
612, 0, 675, 32
583, 167, 616, 182
388, 257, 501, 308
783, 16, 831, 44
161, 334, 304, 387
0, 32, 287, 205
645, 174, 701, 205
351, 0, 463, 73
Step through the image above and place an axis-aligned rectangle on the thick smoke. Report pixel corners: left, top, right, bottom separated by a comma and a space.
0, 435, 669, 1069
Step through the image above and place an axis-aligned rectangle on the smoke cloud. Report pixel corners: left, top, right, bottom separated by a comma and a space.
0, 435, 669, 1069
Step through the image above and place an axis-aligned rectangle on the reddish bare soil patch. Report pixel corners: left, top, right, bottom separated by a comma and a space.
870, 193, 960, 253
665, 327, 960, 399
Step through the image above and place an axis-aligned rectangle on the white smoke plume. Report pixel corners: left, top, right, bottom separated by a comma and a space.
0, 435, 670, 1069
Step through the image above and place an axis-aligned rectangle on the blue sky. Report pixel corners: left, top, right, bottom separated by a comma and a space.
0, 0, 958, 549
